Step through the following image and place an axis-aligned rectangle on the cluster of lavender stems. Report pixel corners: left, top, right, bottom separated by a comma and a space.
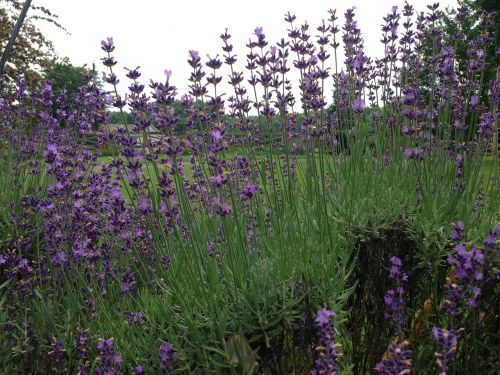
0, 0, 498, 373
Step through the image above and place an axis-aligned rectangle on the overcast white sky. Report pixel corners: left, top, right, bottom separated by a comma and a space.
35, 0, 458, 102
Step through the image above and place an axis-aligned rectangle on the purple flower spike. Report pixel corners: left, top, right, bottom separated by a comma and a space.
403, 147, 424, 160
241, 181, 259, 200
375, 340, 412, 374
159, 342, 178, 374
121, 267, 137, 295
48, 336, 66, 371
43, 143, 60, 164
469, 95, 478, 108
189, 50, 199, 60
312, 309, 340, 375
254, 27, 264, 36
353, 98, 365, 113
403, 148, 413, 159
450, 221, 464, 241
138, 196, 151, 214
478, 112, 494, 138
101, 37, 115, 53
96, 338, 123, 374
445, 242, 488, 314
384, 256, 408, 335
432, 327, 461, 375
484, 223, 499, 248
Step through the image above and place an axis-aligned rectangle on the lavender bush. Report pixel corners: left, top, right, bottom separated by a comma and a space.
0, 1, 498, 374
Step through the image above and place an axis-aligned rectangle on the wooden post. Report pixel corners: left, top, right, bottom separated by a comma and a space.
0, 0, 33, 75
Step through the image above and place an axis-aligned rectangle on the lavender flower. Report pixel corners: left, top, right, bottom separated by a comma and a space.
384, 256, 408, 335
48, 336, 66, 373
375, 340, 412, 374
403, 147, 424, 160
125, 311, 145, 326
469, 95, 478, 108
159, 342, 178, 374
121, 267, 137, 295
477, 112, 494, 138
432, 327, 461, 375
311, 309, 340, 375
446, 244, 485, 311
96, 338, 123, 374
450, 221, 464, 241
101, 37, 115, 52
352, 98, 365, 113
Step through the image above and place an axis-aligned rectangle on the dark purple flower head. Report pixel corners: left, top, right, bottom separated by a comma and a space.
353, 53, 367, 74
103, 72, 120, 85
353, 98, 365, 113
384, 257, 407, 335
315, 309, 335, 327
48, 336, 66, 371
211, 128, 223, 142
96, 338, 122, 374
102, 56, 117, 67
101, 37, 115, 53
159, 342, 178, 374
138, 196, 151, 214
403, 148, 413, 158
403, 147, 424, 160
477, 112, 494, 138
432, 327, 462, 375
241, 181, 259, 200
484, 223, 499, 248
284, 12, 296, 23
110, 187, 123, 200
414, 147, 424, 159
210, 174, 227, 187
121, 267, 137, 295
189, 50, 199, 60
389, 256, 408, 281
213, 196, 232, 216
450, 221, 464, 241
254, 27, 264, 37
469, 95, 478, 108
312, 309, 340, 375
125, 67, 141, 80
375, 340, 412, 374
445, 243, 486, 313
41, 81, 53, 103
44, 143, 60, 164
126, 311, 145, 326
135, 365, 145, 375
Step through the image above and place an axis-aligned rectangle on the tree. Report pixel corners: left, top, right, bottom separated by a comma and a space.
109, 110, 134, 124
442, 0, 499, 88
0, 0, 64, 85
42, 59, 95, 100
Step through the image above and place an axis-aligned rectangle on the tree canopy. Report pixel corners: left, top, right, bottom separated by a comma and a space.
0, 0, 64, 85
42, 59, 96, 99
